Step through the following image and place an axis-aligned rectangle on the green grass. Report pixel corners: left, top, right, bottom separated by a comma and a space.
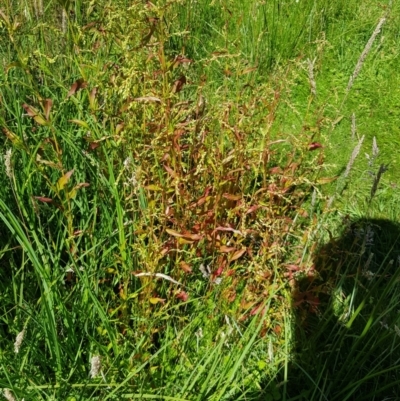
0, 0, 400, 400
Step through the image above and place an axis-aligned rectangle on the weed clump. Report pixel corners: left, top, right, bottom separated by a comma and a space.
1, 0, 399, 399
0, 1, 326, 396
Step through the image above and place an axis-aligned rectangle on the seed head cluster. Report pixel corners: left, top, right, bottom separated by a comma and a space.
90, 355, 102, 378
3, 389, 16, 401
4, 149, 12, 179
347, 17, 386, 92
14, 329, 25, 354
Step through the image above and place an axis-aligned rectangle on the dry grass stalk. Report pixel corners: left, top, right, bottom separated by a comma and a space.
372, 136, 379, 159
23, 6, 30, 21
344, 135, 365, 178
347, 17, 386, 92
365, 136, 379, 169
327, 195, 335, 209
133, 272, 183, 286
33, 0, 38, 19
307, 57, 317, 96
38, 0, 43, 17
369, 164, 388, 202
33, 0, 43, 19
62, 8, 68, 33
351, 113, 356, 140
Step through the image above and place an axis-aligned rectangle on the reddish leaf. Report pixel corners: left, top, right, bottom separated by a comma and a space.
250, 304, 263, 316
89, 87, 98, 110
285, 264, 301, 272
166, 228, 183, 238
245, 205, 260, 214
214, 265, 224, 276
22, 104, 48, 125
228, 291, 236, 302
230, 248, 246, 262
179, 261, 192, 273
298, 209, 309, 218
175, 291, 189, 302
172, 55, 193, 68
75, 182, 90, 189
213, 226, 242, 235
238, 314, 249, 322
57, 169, 74, 191
166, 229, 202, 241
293, 290, 320, 313
22, 103, 38, 118
69, 182, 89, 199
163, 164, 178, 179
191, 187, 212, 208
34, 196, 53, 203
43, 99, 53, 120
183, 233, 202, 241
172, 75, 186, 93
89, 142, 101, 151
219, 246, 236, 253
82, 22, 96, 30
269, 166, 283, 174
222, 193, 241, 201
190, 195, 207, 208
288, 161, 300, 170
308, 142, 323, 151
274, 325, 282, 335
67, 79, 87, 97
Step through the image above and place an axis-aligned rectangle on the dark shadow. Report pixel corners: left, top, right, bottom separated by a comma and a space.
230, 217, 400, 400
288, 217, 400, 400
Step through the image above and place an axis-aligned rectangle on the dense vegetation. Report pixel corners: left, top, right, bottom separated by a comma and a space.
1, 0, 400, 400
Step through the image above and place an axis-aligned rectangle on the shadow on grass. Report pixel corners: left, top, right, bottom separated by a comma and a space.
235, 217, 400, 401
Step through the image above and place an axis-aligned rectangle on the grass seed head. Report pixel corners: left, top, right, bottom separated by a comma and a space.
351, 113, 356, 140
344, 135, 365, 178
14, 329, 25, 354
372, 136, 379, 159
307, 57, 317, 96
3, 389, 16, 401
347, 17, 386, 92
90, 355, 102, 378
4, 149, 12, 179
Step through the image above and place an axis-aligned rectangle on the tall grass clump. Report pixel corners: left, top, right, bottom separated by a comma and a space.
168, 0, 364, 77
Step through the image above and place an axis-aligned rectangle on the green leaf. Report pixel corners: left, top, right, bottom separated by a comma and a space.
57, 169, 74, 191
